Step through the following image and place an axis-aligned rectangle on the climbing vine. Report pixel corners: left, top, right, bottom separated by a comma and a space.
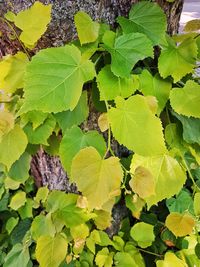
0, 1, 200, 266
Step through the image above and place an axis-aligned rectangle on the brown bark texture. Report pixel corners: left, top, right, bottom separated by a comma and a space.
0, 0, 184, 235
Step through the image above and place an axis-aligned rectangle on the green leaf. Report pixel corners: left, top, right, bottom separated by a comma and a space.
3, 243, 30, 267
10, 218, 32, 245
10, 1, 52, 48
20, 110, 48, 130
6, 217, 19, 234
8, 152, 31, 182
114, 252, 139, 267
170, 81, 200, 118
18, 198, 33, 219
158, 38, 198, 82
54, 91, 89, 132
34, 186, 49, 206
130, 154, 187, 208
197, 36, 200, 59
108, 95, 166, 156
97, 65, 138, 100
105, 33, 153, 77
0, 124, 28, 169
117, 1, 166, 45
75, 11, 100, 45
139, 70, 171, 114
166, 189, 194, 215
31, 214, 56, 240
194, 192, 200, 216
164, 123, 185, 150
36, 234, 68, 267
86, 230, 113, 254
130, 222, 155, 248
0, 52, 28, 93
165, 212, 195, 237
18, 45, 95, 114
173, 113, 200, 145
0, 110, 14, 142
9, 191, 26, 210
93, 210, 112, 230
156, 252, 187, 267
59, 126, 106, 174
95, 248, 113, 267
24, 115, 56, 145
71, 147, 123, 210
46, 191, 91, 227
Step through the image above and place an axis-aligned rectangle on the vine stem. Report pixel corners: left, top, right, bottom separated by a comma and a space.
180, 154, 200, 193
138, 248, 163, 258
0, 17, 31, 60
103, 100, 115, 158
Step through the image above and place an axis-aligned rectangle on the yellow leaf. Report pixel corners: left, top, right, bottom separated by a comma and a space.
98, 113, 109, 132
0, 110, 14, 141
129, 166, 155, 199
71, 147, 123, 210
156, 252, 187, 267
11, 2, 52, 48
36, 234, 68, 267
165, 212, 195, 237
184, 19, 200, 32
0, 52, 28, 93
94, 210, 112, 230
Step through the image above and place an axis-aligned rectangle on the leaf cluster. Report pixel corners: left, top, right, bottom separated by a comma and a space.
0, 1, 200, 266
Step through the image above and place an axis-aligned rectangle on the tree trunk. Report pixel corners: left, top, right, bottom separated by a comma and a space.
0, 0, 184, 235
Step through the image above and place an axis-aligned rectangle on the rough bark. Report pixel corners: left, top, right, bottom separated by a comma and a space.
0, 0, 184, 236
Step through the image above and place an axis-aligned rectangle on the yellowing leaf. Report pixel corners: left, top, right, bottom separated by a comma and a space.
71, 147, 123, 210
130, 222, 155, 248
75, 11, 100, 45
0, 110, 14, 141
36, 234, 68, 267
0, 52, 28, 93
98, 113, 109, 132
108, 95, 166, 156
0, 124, 27, 169
18, 45, 95, 114
170, 80, 200, 119
165, 212, 195, 237
94, 210, 112, 230
184, 19, 200, 32
11, 1, 52, 48
131, 154, 187, 208
158, 38, 197, 82
95, 248, 113, 267
156, 252, 187, 267
9, 191, 26, 210
129, 166, 155, 199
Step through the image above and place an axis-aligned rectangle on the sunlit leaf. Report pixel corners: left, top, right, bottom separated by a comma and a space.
0, 110, 14, 141
158, 38, 197, 82
71, 147, 123, 210
31, 214, 56, 240
156, 252, 187, 267
19, 45, 95, 114
95, 248, 113, 267
97, 65, 137, 100
0, 52, 28, 93
9, 1, 52, 47
170, 81, 200, 118
194, 192, 200, 216
131, 154, 187, 208
9, 191, 26, 210
139, 70, 171, 114
0, 125, 28, 169
75, 11, 100, 45
130, 222, 155, 248
108, 95, 166, 156
59, 126, 106, 174
36, 234, 68, 267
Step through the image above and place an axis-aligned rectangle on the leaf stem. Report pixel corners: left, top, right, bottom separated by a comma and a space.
138, 248, 163, 258
0, 17, 31, 60
181, 154, 200, 192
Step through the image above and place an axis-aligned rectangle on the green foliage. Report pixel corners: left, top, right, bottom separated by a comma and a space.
0, 1, 200, 266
